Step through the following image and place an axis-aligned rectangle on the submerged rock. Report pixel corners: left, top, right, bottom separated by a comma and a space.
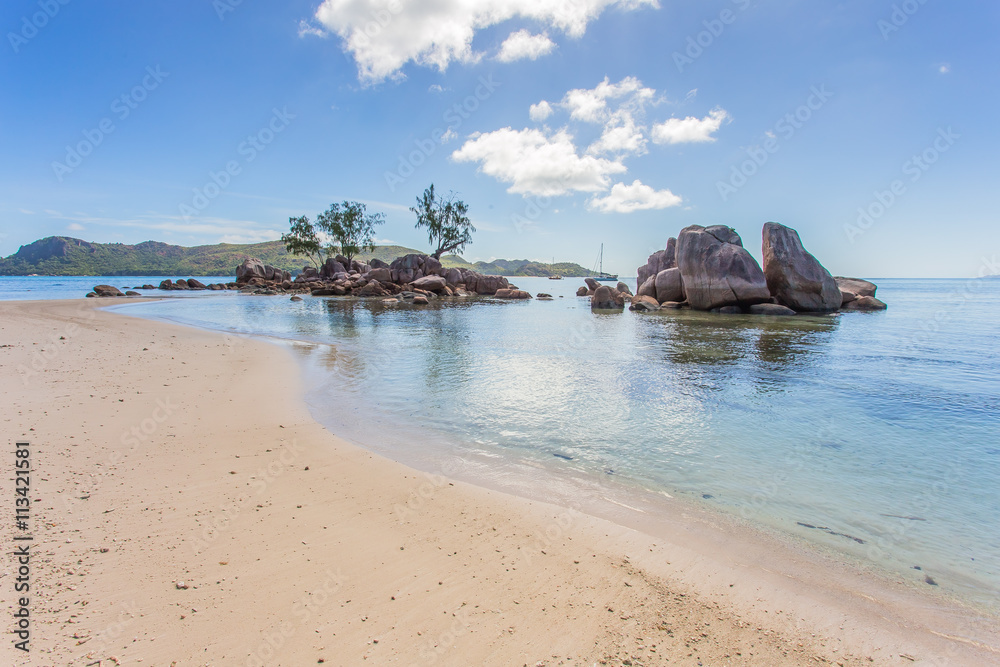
591, 285, 625, 310
92, 284, 124, 297
749, 303, 797, 316
834, 276, 878, 298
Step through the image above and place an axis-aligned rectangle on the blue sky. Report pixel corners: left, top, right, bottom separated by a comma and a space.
1, 0, 997, 277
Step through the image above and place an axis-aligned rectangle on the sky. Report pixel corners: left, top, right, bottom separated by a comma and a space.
1, 0, 997, 278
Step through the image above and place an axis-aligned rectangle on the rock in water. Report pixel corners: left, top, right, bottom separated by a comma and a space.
186, 278, 207, 290
749, 303, 797, 316
576, 286, 589, 297
636, 275, 656, 299
676, 225, 770, 310
411, 275, 447, 292
629, 295, 660, 312
842, 295, 887, 311
761, 222, 840, 312
616, 281, 632, 296
92, 284, 124, 297
654, 268, 684, 303
236, 258, 268, 283
834, 276, 878, 298
591, 285, 624, 310
636, 238, 677, 285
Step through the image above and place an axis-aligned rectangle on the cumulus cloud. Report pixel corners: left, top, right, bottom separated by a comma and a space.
496, 29, 555, 62
588, 180, 682, 213
651, 108, 729, 144
529, 100, 553, 122
452, 127, 626, 196
311, 0, 657, 84
562, 76, 655, 123
587, 112, 646, 156
67, 222, 86, 231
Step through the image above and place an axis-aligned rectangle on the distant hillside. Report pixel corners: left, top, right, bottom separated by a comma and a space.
0, 237, 591, 277
0, 237, 425, 277
441, 255, 589, 277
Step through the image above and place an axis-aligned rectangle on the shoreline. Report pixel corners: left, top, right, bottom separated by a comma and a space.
2, 298, 997, 665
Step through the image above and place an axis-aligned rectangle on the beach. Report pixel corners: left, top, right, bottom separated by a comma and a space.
2, 298, 997, 666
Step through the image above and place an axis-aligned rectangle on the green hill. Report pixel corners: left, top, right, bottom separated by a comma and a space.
0, 237, 592, 277
0, 237, 425, 277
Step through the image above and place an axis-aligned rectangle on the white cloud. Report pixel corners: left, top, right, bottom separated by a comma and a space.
561, 76, 655, 123
938, 62, 951, 74
440, 127, 458, 143
297, 20, 326, 38
67, 223, 86, 231
651, 108, 729, 144
312, 0, 658, 84
452, 127, 626, 196
587, 112, 646, 156
588, 180, 681, 213
428, 84, 447, 93
529, 100, 553, 122
19, 208, 35, 214
496, 29, 555, 63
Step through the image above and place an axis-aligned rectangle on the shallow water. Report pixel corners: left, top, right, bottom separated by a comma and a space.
28, 274, 1000, 608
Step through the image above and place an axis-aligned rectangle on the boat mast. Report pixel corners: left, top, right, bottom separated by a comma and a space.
599, 243, 604, 276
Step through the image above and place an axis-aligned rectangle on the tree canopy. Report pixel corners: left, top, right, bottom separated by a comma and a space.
315, 201, 385, 264
280, 216, 324, 268
411, 184, 476, 260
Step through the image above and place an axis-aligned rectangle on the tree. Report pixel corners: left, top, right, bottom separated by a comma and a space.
280, 216, 324, 268
411, 184, 476, 260
315, 201, 385, 265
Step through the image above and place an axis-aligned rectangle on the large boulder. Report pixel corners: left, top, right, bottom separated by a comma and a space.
584, 278, 601, 292
357, 280, 388, 297
411, 275, 447, 292
636, 276, 656, 299
445, 268, 463, 285
654, 268, 684, 304
158, 279, 174, 290
629, 295, 660, 312
637, 238, 677, 285
369, 258, 389, 269
186, 278, 207, 290
576, 286, 588, 297
834, 277, 877, 298
93, 285, 124, 297
591, 285, 625, 310
616, 281, 633, 296
367, 267, 392, 283
676, 225, 770, 311
761, 222, 840, 312
322, 258, 347, 279
236, 258, 268, 284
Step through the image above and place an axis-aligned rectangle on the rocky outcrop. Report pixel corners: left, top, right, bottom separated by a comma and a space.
186, 278, 207, 290
636, 276, 656, 299
834, 277, 877, 298
761, 222, 840, 312
654, 268, 684, 304
637, 238, 677, 286
591, 285, 626, 310
576, 286, 588, 297
92, 284, 124, 297
676, 225, 770, 311
236, 258, 289, 284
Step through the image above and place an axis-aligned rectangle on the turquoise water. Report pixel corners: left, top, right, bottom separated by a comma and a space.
8, 275, 999, 608
0, 275, 236, 300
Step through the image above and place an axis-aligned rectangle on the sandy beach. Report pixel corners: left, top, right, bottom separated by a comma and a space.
2, 298, 997, 666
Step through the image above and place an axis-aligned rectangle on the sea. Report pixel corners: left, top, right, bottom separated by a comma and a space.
3, 274, 998, 612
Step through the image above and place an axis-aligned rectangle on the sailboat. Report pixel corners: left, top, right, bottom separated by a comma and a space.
591, 244, 618, 281
548, 256, 563, 279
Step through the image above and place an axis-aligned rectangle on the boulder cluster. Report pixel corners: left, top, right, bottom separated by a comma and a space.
238, 253, 522, 301
583, 222, 886, 315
